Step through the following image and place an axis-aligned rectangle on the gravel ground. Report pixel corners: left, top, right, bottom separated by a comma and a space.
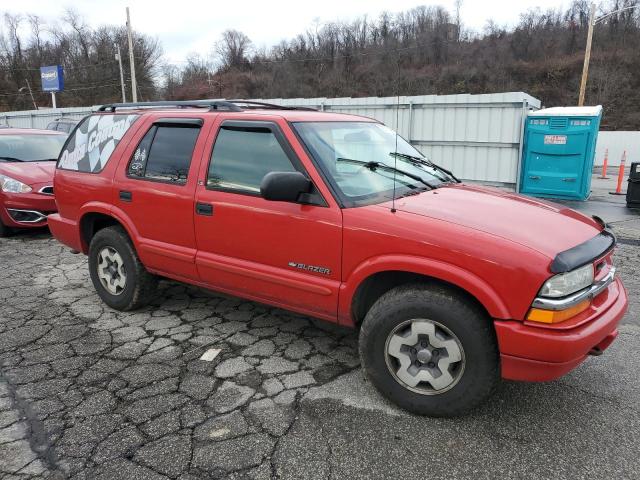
0, 223, 638, 479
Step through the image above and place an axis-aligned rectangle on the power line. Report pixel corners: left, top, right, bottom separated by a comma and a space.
0, 82, 122, 97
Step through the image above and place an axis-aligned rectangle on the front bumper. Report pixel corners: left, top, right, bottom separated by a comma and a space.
496, 277, 627, 382
0, 185, 57, 229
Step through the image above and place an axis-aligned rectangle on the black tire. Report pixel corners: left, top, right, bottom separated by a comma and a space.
88, 225, 158, 311
0, 218, 11, 238
359, 283, 500, 417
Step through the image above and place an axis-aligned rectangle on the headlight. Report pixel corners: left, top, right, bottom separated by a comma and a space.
539, 263, 594, 298
0, 174, 32, 193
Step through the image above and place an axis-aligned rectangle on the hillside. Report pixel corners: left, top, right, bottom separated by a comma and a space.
1, 1, 639, 129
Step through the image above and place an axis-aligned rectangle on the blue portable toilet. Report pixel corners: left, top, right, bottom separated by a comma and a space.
520, 105, 602, 200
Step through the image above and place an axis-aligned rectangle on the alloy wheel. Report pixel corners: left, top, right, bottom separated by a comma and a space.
96, 246, 127, 296
384, 318, 465, 395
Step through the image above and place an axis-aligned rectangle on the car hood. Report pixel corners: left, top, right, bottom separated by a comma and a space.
376, 183, 603, 258
0, 161, 56, 186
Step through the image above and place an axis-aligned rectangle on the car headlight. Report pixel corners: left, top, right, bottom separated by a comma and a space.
539, 263, 594, 298
0, 174, 32, 193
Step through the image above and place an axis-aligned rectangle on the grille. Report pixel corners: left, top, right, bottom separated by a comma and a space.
39, 186, 54, 195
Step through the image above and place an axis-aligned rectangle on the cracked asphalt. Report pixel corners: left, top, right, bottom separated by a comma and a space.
0, 218, 638, 479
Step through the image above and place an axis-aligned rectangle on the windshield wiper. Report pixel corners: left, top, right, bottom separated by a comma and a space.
0, 156, 24, 162
336, 158, 437, 189
388, 152, 460, 183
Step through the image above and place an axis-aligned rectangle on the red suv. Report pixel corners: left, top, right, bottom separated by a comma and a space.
48, 100, 627, 416
0, 128, 67, 236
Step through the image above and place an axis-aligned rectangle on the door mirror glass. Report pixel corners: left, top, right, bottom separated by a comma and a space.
260, 171, 311, 203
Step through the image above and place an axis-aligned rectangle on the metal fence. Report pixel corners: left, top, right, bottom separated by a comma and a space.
0, 92, 541, 187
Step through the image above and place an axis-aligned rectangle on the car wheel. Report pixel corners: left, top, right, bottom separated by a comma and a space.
358, 283, 500, 417
88, 225, 158, 311
0, 219, 11, 238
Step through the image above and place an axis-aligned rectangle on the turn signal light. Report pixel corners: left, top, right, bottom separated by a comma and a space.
527, 300, 591, 324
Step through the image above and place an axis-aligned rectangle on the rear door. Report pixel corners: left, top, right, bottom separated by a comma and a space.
113, 115, 211, 280
193, 117, 343, 321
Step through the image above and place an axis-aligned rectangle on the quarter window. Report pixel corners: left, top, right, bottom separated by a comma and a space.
207, 126, 297, 193
129, 124, 200, 184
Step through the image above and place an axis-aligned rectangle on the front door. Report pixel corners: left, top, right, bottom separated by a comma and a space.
194, 118, 343, 321
113, 116, 210, 280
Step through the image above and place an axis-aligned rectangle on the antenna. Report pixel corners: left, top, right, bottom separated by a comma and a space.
391, 58, 401, 214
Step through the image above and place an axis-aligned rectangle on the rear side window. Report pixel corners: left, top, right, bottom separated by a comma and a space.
128, 125, 200, 184
58, 114, 139, 173
208, 127, 296, 193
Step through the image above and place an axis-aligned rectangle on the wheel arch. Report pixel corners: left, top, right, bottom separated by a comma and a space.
341, 255, 512, 327
78, 205, 139, 253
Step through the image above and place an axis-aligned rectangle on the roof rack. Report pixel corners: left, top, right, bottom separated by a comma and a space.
226, 100, 317, 111
97, 99, 317, 113
97, 100, 243, 112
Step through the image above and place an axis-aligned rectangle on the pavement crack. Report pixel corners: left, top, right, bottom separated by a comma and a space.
268, 390, 303, 479
0, 369, 61, 474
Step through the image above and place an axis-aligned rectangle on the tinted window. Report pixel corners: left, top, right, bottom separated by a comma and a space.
58, 114, 139, 173
129, 125, 200, 184
0, 134, 67, 162
208, 127, 296, 193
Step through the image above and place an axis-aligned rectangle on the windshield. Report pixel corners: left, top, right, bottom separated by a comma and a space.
0, 134, 67, 162
293, 121, 455, 206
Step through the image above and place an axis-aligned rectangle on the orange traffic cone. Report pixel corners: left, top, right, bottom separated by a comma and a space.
609, 151, 627, 195
598, 149, 610, 179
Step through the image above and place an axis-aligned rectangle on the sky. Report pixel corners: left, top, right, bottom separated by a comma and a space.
7, 0, 568, 63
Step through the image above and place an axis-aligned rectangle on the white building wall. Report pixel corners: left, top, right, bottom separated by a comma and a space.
595, 131, 640, 166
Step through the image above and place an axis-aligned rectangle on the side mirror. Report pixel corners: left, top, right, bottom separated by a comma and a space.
260, 171, 312, 203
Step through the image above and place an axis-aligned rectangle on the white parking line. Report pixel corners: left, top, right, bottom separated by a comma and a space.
200, 348, 222, 362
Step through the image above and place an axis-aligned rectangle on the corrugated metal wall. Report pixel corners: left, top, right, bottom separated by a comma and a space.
0, 107, 94, 129
595, 131, 640, 166
0, 92, 541, 185
259, 93, 540, 185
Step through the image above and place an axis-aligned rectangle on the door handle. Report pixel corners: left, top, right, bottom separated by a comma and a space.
195, 202, 213, 216
529, 175, 541, 180
119, 190, 132, 202
561, 178, 576, 182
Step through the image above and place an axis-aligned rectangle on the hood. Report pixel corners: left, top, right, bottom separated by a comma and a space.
376, 184, 602, 258
0, 161, 56, 186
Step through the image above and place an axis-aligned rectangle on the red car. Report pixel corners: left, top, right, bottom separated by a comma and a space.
48, 100, 627, 416
0, 128, 67, 236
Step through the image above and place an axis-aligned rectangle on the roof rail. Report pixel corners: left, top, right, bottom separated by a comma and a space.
97, 99, 317, 113
226, 100, 317, 111
97, 100, 243, 112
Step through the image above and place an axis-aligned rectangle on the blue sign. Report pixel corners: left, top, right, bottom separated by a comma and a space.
40, 65, 64, 92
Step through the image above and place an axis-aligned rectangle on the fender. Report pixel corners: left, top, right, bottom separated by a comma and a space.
338, 254, 512, 326
77, 202, 141, 253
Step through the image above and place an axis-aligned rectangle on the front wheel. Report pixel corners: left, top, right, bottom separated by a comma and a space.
359, 283, 500, 417
0, 218, 11, 238
88, 226, 158, 311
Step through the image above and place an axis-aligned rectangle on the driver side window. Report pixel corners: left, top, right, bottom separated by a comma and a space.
207, 126, 297, 194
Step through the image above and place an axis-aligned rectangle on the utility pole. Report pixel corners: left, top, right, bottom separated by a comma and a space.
578, 3, 640, 106
24, 80, 38, 110
126, 7, 138, 102
115, 43, 127, 103
578, 3, 596, 107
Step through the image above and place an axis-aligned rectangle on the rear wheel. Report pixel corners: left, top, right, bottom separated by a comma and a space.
359, 283, 500, 417
88, 226, 158, 311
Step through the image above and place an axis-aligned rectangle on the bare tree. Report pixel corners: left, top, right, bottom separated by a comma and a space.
214, 30, 252, 70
